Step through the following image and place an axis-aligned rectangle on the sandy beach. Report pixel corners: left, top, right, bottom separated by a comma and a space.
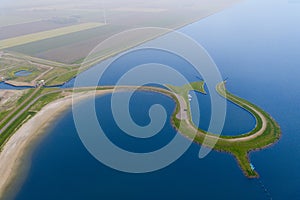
0, 89, 113, 198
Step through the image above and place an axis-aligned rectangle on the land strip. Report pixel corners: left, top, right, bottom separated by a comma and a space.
0, 23, 104, 49
0, 82, 281, 191
0, 89, 114, 198
167, 82, 281, 178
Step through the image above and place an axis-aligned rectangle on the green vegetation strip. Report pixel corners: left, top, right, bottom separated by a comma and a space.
0, 89, 64, 150
166, 81, 206, 96
0, 89, 37, 130
0, 83, 281, 178
168, 81, 281, 178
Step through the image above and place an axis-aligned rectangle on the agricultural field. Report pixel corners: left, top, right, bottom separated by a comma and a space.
6, 10, 213, 64
0, 22, 104, 49
8, 25, 128, 63
0, 19, 80, 40
0, 0, 239, 86
0, 14, 38, 28
0, 0, 239, 64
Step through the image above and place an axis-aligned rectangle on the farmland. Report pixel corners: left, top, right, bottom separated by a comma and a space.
6, 10, 214, 64
0, 19, 79, 40
8, 25, 128, 63
1, 0, 239, 64
0, 0, 241, 87
0, 22, 104, 49
0, 0, 240, 85
0, 15, 38, 28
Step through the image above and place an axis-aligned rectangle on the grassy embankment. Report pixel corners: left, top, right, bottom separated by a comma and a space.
167, 81, 281, 178
0, 81, 281, 178
0, 85, 161, 150
0, 88, 64, 150
0, 89, 35, 122
0, 85, 119, 150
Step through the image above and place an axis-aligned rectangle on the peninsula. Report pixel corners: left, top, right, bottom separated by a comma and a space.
0, 81, 281, 197
0, 1, 282, 198
166, 81, 281, 178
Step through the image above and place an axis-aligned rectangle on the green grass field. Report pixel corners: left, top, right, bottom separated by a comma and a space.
0, 22, 105, 49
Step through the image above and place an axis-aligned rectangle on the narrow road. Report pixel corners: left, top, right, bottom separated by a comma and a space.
175, 83, 268, 143
175, 94, 188, 120
0, 83, 267, 144
0, 85, 163, 136
0, 59, 56, 136
0, 88, 42, 135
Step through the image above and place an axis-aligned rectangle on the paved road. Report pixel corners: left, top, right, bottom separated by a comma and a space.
0, 83, 267, 144
175, 94, 188, 120
176, 83, 267, 143
0, 88, 40, 134
0, 89, 59, 136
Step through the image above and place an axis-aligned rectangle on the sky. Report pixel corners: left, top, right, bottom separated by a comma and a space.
0, 0, 226, 9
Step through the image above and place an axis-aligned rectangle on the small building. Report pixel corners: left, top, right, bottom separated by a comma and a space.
35, 80, 45, 87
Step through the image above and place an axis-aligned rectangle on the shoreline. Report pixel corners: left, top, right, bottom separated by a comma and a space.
0, 82, 282, 198
4, 80, 34, 87
45, 1, 242, 87
0, 89, 113, 199
0, 82, 282, 199
167, 82, 281, 178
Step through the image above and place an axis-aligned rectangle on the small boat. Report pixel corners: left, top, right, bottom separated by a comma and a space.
188, 93, 192, 102
250, 163, 255, 170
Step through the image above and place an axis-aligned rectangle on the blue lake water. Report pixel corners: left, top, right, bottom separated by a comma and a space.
14, 70, 32, 77
12, 0, 300, 199
190, 88, 256, 136
0, 82, 33, 90
14, 92, 263, 200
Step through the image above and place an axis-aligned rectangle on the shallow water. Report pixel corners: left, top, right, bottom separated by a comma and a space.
14, 70, 32, 77
0, 82, 32, 90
